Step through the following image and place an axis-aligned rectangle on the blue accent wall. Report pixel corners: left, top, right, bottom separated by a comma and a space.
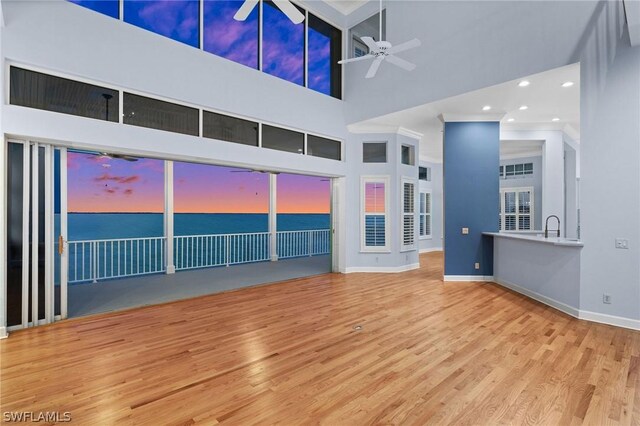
444, 122, 500, 276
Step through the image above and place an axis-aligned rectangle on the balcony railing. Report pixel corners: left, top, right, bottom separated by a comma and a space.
68, 229, 330, 284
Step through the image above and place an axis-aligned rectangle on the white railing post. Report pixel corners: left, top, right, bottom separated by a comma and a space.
269, 173, 278, 262
164, 160, 175, 274
92, 241, 98, 283
226, 234, 231, 267
309, 231, 313, 257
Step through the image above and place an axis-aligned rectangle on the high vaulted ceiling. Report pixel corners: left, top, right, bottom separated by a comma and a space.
349, 63, 580, 162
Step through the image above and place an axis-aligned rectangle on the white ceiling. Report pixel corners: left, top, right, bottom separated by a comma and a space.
323, 0, 369, 15
349, 63, 580, 162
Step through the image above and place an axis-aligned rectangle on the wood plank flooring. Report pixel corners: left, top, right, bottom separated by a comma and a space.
1, 252, 639, 425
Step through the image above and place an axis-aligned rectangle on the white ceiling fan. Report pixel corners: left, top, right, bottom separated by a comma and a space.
234, 0, 304, 25
338, 0, 421, 79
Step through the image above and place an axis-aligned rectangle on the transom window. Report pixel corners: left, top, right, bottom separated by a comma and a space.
500, 162, 534, 179
68, 0, 342, 98
499, 187, 533, 231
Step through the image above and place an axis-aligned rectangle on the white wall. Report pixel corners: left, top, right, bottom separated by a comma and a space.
579, 1, 640, 325
344, 1, 601, 123
418, 161, 443, 253
344, 132, 420, 271
501, 130, 565, 228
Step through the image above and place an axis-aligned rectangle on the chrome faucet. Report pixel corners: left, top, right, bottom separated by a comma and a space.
545, 215, 561, 238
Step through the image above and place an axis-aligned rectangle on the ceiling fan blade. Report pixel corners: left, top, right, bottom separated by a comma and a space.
110, 154, 139, 162
386, 55, 416, 71
273, 0, 305, 24
365, 57, 384, 79
360, 36, 379, 52
233, 0, 259, 21
387, 38, 421, 55
338, 55, 374, 65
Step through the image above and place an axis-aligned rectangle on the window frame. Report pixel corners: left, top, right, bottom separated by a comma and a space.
362, 142, 388, 163
499, 186, 534, 231
401, 177, 417, 252
361, 176, 390, 253
419, 190, 432, 240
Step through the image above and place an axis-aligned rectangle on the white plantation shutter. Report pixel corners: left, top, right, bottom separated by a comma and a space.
499, 187, 534, 231
420, 192, 432, 237
362, 177, 389, 251
402, 180, 416, 250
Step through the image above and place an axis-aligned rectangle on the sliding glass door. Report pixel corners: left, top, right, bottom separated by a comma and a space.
5, 140, 67, 330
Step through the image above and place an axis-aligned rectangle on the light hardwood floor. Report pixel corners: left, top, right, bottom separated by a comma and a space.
1, 252, 639, 425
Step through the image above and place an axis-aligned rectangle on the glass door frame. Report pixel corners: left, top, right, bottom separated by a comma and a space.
3, 139, 68, 334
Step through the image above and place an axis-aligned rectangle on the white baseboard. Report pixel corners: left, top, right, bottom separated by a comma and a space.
444, 275, 494, 282
0, 327, 7, 339
493, 278, 580, 318
345, 263, 420, 274
493, 278, 640, 331
419, 247, 443, 254
579, 310, 640, 331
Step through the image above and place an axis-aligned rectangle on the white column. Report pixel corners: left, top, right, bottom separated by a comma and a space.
164, 160, 175, 274
0, 140, 6, 337
44, 144, 53, 324
269, 173, 278, 261
542, 133, 565, 231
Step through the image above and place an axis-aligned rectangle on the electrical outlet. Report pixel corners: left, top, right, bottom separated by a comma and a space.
615, 238, 629, 249
462, 227, 469, 235
603, 294, 612, 304
474, 262, 480, 270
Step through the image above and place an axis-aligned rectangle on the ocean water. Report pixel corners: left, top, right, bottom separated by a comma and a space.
68, 213, 330, 240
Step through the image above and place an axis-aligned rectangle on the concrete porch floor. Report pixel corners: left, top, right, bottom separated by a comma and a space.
68, 255, 331, 318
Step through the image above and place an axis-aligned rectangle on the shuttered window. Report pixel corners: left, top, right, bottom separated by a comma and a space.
361, 177, 389, 251
402, 180, 416, 250
420, 191, 432, 238
499, 187, 533, 231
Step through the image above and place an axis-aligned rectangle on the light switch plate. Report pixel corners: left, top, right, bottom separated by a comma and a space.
474, 263, 480, 270
462, 227, 469, 235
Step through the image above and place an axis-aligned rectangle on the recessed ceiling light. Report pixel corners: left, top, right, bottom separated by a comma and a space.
552, 117, 560, 122
519, 105, 528, 110
507, 118, 515, 122
482, 105, 492, 111
562, 81, 574, 88
518, 80, 530, 87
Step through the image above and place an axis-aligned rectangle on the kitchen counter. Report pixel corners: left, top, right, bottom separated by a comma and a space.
482, 231, 584, 247
484, 231, 582, 317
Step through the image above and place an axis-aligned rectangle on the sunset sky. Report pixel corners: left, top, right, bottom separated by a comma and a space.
67, 152, 329, 213
70, 0, 332, 95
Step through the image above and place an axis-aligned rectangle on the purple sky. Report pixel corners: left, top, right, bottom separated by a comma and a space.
68, 152, 330, 213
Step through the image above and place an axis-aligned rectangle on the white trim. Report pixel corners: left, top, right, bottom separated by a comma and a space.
440, 113, 505, 122
419, 247, 442, 254
345, 263, 420, 274
500, 151, 543, 161
31, 143, 39, 325
492, 278, 580, 317
44, 144, 53, 324
444, 275, 495, 282
578, 310, 640, 332
499, 186, 534, 232
60, 148, 68, 319
360, 175, 390, 252
397, 127, 423, 141
21, 141, 30, 328
492, 278, 640, 331
0, 139, 6, 334
0, 327, 7, 339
